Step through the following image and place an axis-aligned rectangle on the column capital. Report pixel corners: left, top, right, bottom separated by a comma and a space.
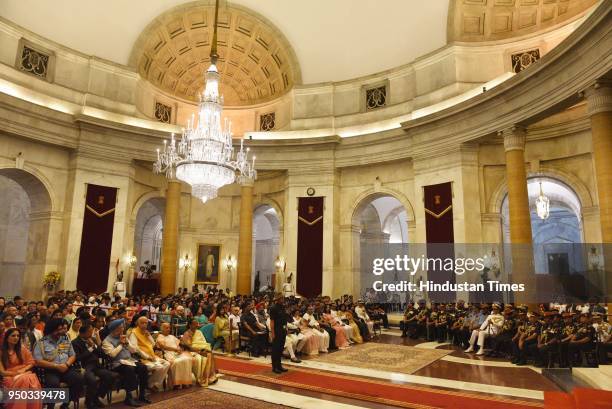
500, 126, 526, 152
238, 176, 255, 187
583, 81, 612, 116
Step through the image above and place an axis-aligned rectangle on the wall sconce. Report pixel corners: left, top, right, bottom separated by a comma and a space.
179, 253, 192, 270
225, 255, 236, 270
274, 255, 285, 272
127, 254, 137, 268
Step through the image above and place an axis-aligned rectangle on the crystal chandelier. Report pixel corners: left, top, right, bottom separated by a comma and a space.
535, 181, 550, 220
153, 0, 256, 203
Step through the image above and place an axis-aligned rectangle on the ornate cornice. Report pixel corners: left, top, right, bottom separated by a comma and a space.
583, 80, 612, 115
501, 126, 526, 152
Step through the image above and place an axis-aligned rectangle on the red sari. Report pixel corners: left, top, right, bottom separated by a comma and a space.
1, 346, 42, 409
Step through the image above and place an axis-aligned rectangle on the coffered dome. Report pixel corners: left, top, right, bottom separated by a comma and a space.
129, 1, 302, 106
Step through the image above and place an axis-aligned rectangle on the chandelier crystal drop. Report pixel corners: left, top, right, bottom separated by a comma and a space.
153, 0, 256, 203
535, 181, 550, 220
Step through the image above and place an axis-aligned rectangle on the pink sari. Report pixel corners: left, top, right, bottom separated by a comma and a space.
2, 346, 42, 409
323, 313, 349, 348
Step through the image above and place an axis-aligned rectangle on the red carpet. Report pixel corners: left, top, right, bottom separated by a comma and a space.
216, 356, 543, 408
544, 388, 612, 409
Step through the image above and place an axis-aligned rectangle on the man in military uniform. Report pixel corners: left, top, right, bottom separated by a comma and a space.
426, 303, 439, 341
414, 300, 430, 340
486, 305, 516, 357
434, 304, 449, 343
465, 302, 504, 355
512, 311, 540, 365
270, 294, 289, 373
559, 312, 577, 367
400, 301, 417, 338
33, 318, 85, 409
531, 311, 561, 367
593, 312, 611, 364
567, 312, 596, 367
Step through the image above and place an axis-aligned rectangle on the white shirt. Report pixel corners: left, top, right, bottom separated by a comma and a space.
480, 313, 505, 335
355, 306, 370, 321
228, 313, 240, 329
302, 313, 319, 328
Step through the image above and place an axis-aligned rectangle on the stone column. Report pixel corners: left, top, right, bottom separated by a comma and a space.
584, 82, 612, 303
502, 126, 535, 304
161, 180, 181, 295
237, 178, 254, 295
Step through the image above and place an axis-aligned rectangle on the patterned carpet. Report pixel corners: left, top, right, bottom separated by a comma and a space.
144, 388, 291, 409
312, 342, 451, 374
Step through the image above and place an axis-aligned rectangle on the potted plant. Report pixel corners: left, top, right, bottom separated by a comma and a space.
43, 271, 61, 293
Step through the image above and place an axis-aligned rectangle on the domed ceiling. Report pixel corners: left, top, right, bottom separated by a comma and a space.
0, 0, 598, 106
129, 2, 301, 106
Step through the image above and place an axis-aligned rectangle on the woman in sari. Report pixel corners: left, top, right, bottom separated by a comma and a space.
67, 316, 82, 341
128, 316, 170, 391
322, 305, 350, 349
0, 328, 42, 409
292, 310, 319, 355
156, 322, 193, 388
213, 303, 238, 352
181, 319, 218, 386
343, 309, 363, 344
126, 299, 138, 321
193, 306, 208, 330
331, 305, 353, 343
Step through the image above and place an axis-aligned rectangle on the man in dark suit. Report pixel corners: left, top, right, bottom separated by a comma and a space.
269, 294, 288, 374
72, 324, 119, 409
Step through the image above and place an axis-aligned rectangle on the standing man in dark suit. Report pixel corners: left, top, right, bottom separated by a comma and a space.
269, 294, 288, 374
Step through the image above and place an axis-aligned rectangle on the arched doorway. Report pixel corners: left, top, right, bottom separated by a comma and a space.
501, 177, 592, 301
253, 205, 280, 292
133, 198, 165, 279
352, 194, 409, 303
502, 177, 583, 272
0, 168, 52, 299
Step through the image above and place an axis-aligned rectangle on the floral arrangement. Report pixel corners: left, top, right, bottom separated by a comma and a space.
43, 271, 61, 289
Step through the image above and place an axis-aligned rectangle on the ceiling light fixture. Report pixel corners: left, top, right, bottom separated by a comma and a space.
153, 0, 256, 203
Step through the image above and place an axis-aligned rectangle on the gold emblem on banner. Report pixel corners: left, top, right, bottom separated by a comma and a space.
85, 205, 115, 218
424, 205, 452, 219
298, 216, 323, 226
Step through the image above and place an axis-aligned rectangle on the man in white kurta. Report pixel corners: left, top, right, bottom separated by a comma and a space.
303, 306, 329, 353
128, 316, 170, 390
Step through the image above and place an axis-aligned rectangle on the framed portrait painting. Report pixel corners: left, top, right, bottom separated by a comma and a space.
196, 243, 221, 284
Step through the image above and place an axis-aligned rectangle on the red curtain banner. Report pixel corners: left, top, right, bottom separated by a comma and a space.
76, 184, 117, 294
424, 182, 455, 302
296, 197, 324, 298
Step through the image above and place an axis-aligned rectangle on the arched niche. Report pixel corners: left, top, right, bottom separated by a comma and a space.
351, 194, 409, 301
133, 197, 165, 278
0, 168, 52, 300
252, 204, 281, 292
